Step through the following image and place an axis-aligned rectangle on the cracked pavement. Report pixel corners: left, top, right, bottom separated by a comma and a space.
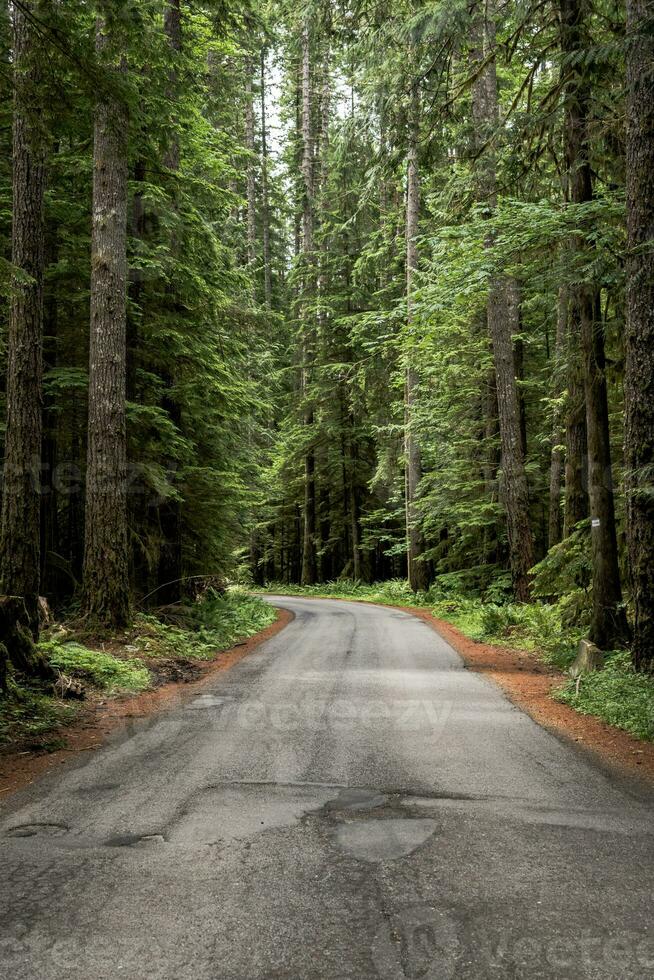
0, 596, 652, 979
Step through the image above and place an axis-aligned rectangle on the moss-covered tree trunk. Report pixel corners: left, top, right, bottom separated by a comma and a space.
82, 16, 130, 628
625, 0, 654, 671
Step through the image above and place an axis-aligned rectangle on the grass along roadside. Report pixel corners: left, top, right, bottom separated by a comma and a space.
0, 590, 276, 750
260, 579, 654, 744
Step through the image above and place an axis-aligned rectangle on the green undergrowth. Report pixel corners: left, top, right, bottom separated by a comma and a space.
0, 683, 77, 748
262, 577, 435, 607
39, 641, 150, 694
132, 590, 276, 660
430, 596, 583, 671
554, 652, 654, 742
0, 590, 276, 749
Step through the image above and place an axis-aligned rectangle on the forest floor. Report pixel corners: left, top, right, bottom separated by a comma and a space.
258, 584, 654, 785
0, 592, 289, 798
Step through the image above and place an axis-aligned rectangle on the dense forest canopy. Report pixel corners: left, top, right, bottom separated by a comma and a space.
0, 0, 653, 677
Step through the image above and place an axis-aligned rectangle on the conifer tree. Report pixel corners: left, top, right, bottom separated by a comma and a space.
0, 1, 47, 635
625, 0, 654, 669
82, 9, 130, 628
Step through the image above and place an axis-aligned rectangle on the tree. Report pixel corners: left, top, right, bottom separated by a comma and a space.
82, 11, 130, 628
472, 0, 534, 602
625, 0, 654, 670
245, 55, 257, 269
560, 0, 628, 647
0, 0, 47, 636
548, 287, 567, 548
299, 14, 317, 586
404, 75, 429, 593
260, 48, 273, 309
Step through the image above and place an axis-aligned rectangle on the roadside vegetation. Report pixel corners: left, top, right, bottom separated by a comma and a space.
0, 591, 276, 751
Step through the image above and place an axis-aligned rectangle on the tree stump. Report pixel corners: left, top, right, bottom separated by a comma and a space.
569, 638, 605, 679
0, 596, 55, 691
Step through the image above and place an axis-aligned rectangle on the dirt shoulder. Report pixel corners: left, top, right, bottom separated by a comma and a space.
0, 607, 293, 800
403, 605, 654, 786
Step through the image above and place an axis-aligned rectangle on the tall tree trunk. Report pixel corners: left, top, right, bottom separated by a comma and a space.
0, 1, 46, 638
163, 0, 181, 167
41, 217, 60, 598
559, 8, 589, 540
82, 17, 130, 627
513, 324, 528, 460
560, 0, 628, 647
472, 0, 534, 601
404, 79, 429, 593
548, 287, 567, 548
156, 0, 184, 605
300, 17, 317, 586
245, 55, 257, 269
260, 48, 272, 308
563, 352, 588, 536
625, 0, 654, 671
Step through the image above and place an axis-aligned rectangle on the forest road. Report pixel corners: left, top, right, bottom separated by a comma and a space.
0, 595, 653, 980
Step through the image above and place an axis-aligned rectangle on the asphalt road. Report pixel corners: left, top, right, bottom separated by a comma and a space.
1, 596, 652, 980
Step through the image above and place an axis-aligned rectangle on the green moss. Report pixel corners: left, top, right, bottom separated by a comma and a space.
0, 683, 77, 747
554, 652, 654, 742
38, 641, 150, 693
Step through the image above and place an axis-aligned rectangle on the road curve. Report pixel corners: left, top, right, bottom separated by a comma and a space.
0, 595, 652, 979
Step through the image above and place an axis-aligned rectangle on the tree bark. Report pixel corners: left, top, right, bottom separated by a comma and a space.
163, 0, 182, 171
548, 287, 567, 548
563, 350, 588, 536
487, 277, 534, 600
0, 1, 46, 638
156, 0, 184, 606
41, 216, 60, 598
300, 17, 317, 586
559, 6, 589, 540
245, 55, 257, 269
404, 79, 429, 593
560, 0, 628, 647
625, 0, 654, 670
260, 48, 272, 308
472, 0, 534, 601
82, 16, 130, 628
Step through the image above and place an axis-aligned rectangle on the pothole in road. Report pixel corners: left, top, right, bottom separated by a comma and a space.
104, 833, 167, 847
4, 822, 70, 838
325, 787, 388, 813
188, 694, 234, 710
334, 817, 437, 862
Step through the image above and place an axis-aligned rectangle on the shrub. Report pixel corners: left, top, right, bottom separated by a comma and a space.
554, 652, 654, 741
